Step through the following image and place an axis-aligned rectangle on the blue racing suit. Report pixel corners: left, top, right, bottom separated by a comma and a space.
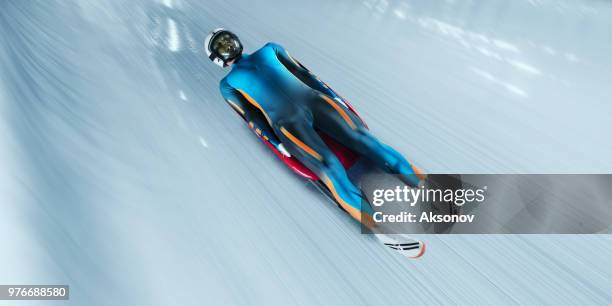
219, 42, 422, 226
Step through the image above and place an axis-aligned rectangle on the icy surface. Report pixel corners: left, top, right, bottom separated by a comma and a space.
1, 0, 612, 305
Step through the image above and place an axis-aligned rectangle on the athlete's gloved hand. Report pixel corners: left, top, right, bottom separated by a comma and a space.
277, 143, 291, 157
255, 129, 290, 157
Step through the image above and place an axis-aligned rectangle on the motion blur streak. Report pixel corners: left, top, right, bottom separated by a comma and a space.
1, 0, 612, 305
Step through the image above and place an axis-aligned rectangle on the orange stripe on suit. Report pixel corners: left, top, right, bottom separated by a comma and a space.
236, 89, 273, 126
320, 94, 357, 130
280, 127, 323, 161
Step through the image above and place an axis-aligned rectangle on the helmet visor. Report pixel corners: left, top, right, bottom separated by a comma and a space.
210, 31, 242, 61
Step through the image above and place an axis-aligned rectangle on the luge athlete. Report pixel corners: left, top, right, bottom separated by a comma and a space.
205, 28, 425, 227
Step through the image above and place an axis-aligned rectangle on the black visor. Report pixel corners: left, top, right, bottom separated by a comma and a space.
210, 31, 243, 61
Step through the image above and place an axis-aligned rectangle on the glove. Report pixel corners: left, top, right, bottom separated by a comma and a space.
277, 143, 291, 157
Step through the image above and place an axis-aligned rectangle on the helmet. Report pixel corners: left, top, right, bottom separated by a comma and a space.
204, 28, 243, 67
